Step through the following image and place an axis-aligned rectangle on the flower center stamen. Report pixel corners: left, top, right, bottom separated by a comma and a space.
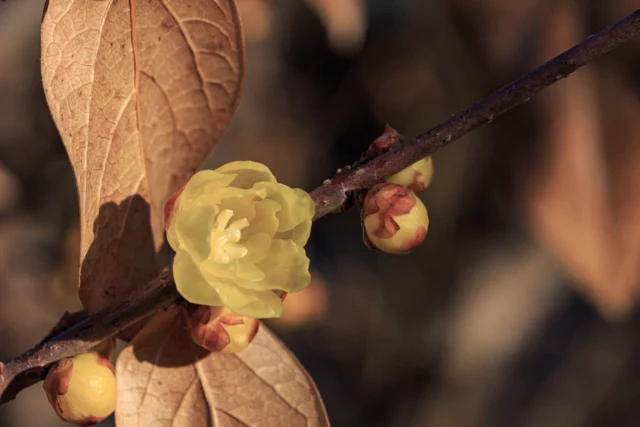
211, 209, 250, 264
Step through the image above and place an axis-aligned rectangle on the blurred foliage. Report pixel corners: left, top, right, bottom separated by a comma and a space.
1, 0, 640, 426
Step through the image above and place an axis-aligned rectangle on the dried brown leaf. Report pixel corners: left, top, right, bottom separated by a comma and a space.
41, 0, 245, 312
524, 3, 640, 317
116, 308, 330, 427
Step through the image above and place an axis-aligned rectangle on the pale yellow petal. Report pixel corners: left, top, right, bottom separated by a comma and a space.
173, 204, 215, 261
242, 232, 273, 263
217, 193, 256, 224
199, 256, 265, 282
200, 259, 235, 281
215, 161, 277, 189
174, 250, 222, 306
275, 215, 312, 246
236, 263, 265, 282
243, 199, 280, 239
295, 187, 316, 219
254, 182, 314, 232
190, 186, 266, 210
179, 170, 235, 209
245, 239, 311, 292
203, 276, 283, 318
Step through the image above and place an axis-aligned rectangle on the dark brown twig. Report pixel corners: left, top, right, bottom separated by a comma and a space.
1, 7, 640, 406
311, 8, 640, 219
0, 270, 177, 404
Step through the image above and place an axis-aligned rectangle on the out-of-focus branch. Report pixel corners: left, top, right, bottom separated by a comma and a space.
1, 6, 639, 406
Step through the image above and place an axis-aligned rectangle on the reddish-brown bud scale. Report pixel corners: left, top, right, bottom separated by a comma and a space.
365, 125, 400, 159
44, 359, 73, 418
189, 305, 229, 352
219, 313, 246, 325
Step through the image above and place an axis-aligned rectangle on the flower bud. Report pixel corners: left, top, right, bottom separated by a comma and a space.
189, 305, 260, 354
386, 156, 433, 193
362, 183, 429, 254
365, 125, 400, 158
43, 352, 116, 425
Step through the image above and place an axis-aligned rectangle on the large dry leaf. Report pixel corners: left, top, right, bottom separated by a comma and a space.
116, 308, 330, 427
41, 0, 244, 312
524, 3, 640, 318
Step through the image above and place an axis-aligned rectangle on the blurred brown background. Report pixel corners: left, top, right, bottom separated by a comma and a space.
2, 0, 640, 426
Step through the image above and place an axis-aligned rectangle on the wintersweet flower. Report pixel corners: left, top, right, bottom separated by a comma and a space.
166, 161, 315, 319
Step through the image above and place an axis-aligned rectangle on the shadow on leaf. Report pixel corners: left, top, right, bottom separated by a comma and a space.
81, 195, 168, 340
130, 307, 211, 367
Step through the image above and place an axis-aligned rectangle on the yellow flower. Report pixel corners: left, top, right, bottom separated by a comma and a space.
167, 161, 315, 318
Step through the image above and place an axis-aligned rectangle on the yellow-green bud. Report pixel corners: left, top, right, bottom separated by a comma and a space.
362, 183, 429, 254
43, 352, 116, 425
189, 305, 260, 354
386, 156, 433, 193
